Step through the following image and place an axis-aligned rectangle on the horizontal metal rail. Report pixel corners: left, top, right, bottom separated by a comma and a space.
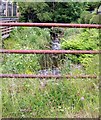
1, 27, 13, 32
0, 20, 17, 23
2, 30, 12, 35
0, 23, 101, 28
0, 74, 98, 79
0, 49, 100, 54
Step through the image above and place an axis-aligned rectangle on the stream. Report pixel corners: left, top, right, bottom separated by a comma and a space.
39, 36, 62, 75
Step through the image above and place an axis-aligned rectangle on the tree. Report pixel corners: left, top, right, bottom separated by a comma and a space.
79, 2, 101, 24
18, 2, 85, 23
18, 2, 52, 22
84, 2, 101, 14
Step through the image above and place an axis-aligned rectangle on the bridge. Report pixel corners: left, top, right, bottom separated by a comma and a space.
0, 17, 18, 39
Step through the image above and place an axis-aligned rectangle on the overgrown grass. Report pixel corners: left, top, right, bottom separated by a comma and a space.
2, 78, 99, 118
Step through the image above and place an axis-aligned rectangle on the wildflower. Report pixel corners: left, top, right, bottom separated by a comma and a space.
80, 96, 85, 101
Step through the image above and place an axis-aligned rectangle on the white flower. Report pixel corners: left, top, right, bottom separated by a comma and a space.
81, 96, 85, 101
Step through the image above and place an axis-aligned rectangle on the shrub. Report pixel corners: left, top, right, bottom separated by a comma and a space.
90, 14, 101, 24
3, 27, 50, 74
79, 11, 101, 24
61, 28, 99, 65
79, 11, 92, 24
81, 55, 99, 75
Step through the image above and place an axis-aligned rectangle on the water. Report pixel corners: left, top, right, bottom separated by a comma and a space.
51, 39, 61, 50
39, 35, 63, 75
38, 68, 60, 75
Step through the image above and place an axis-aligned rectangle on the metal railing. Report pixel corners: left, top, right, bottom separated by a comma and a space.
0, 18, 18, 39
0, 22, 101, 28
0, 23, 101, 79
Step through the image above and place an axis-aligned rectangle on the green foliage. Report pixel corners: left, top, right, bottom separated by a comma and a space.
81, 55, 99, 75
78, 11, 92, 24
18, 2, 101, 24
2, 78, 99, 118
9, 27, 50, 50
18, 2, 51, 22
18, 2, 84, 23
84, 2, 101, 12
62, 28, 99, 50
3, 27, 50, 74
90, 14, 101, 24
2, 54, 40, 74
78, 2, 101, 24
79, 11, 101, 24
61, 29, 99, 66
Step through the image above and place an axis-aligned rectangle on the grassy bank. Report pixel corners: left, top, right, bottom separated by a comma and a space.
2, 78, 99, 118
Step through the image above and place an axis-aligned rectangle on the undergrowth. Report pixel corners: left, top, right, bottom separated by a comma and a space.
1, 27, 100, 118
2, 78, 99, 118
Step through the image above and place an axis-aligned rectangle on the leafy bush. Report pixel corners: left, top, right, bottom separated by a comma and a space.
61, 28, 99, 67
81, 55, 99, 75
9, 27, 50, 50
2, 54, 40, 74
79, 11, 101, 24
79, 11, 92, 24
90, 14, 101, 24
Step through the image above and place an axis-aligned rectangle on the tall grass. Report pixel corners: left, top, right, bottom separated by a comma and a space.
2, 78, 99, 118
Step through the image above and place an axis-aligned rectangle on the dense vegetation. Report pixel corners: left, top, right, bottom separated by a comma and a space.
62, 28, 99, 74
2, 27, 99, 75
2, 27, 50, 74
2, 27, 99, 118
18, 2, 101, 24
2, 78, 99, 118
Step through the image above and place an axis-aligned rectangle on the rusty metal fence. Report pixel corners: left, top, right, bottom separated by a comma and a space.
0, 23, 101, 79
